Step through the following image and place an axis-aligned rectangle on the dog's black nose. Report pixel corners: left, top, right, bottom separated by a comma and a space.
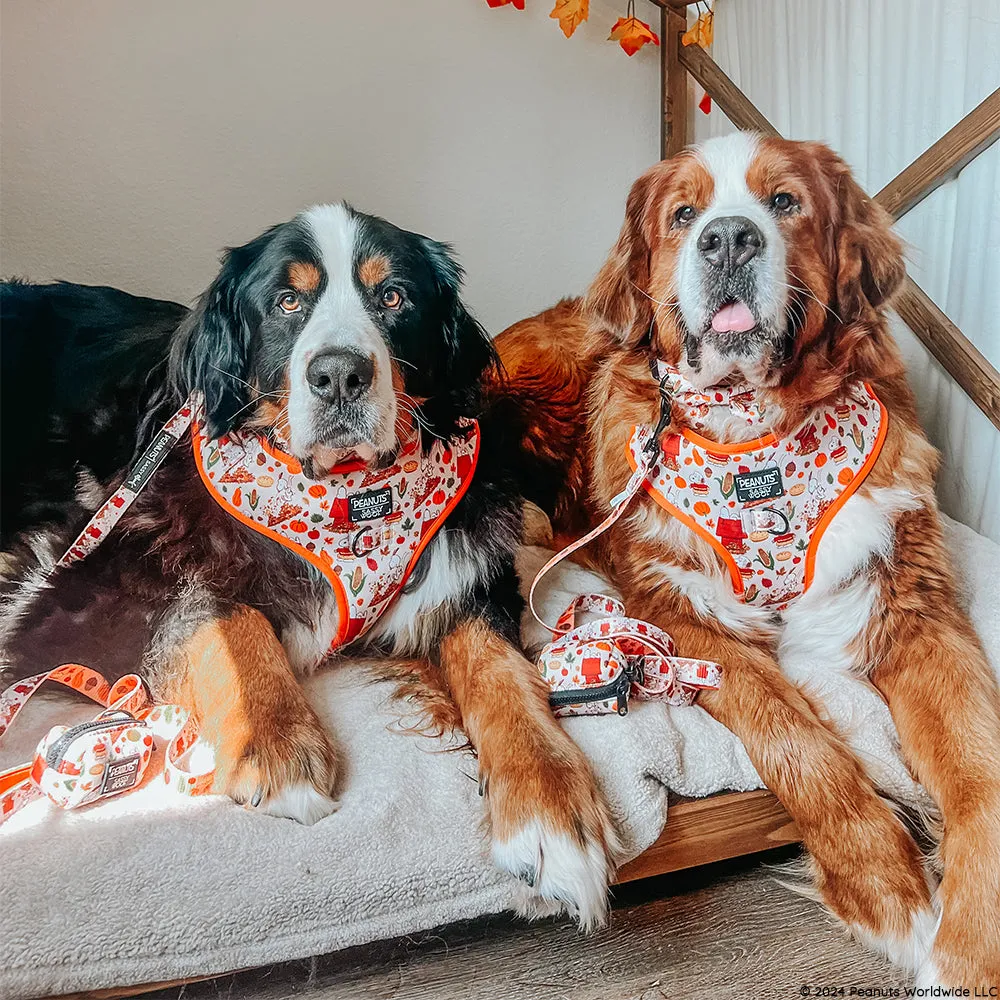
697, 216, 764, 271
306, 349, 374, 404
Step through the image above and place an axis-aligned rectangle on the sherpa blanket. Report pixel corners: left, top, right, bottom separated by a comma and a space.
1, 514, 997, 999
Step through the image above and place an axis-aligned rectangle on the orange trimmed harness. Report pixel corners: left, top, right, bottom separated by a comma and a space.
193, 416, 480, 654
626, 364, 888, 609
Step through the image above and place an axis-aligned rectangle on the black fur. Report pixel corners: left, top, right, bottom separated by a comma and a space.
0, 281, 186, 547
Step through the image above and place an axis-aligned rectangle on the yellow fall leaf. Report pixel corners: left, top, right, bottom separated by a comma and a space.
682, 11, 714, 49
550, 0, 589, 39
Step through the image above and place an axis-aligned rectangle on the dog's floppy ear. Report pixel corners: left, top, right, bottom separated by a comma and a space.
834, 172, 906, 324
819, 150, 906, 381
420, 236, 499, 411
584, 166, 660, 346
169, 241, 261, 437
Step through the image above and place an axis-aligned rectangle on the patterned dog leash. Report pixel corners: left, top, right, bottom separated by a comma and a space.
529, 371, 722, 712
0, 395, 213, 825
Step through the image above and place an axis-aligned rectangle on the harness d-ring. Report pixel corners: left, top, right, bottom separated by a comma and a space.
760, 506, 790, 535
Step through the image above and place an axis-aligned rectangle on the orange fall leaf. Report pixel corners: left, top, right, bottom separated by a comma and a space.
682, 11, 714, 48
549, 0, 589, 39
608, 15, 659, 57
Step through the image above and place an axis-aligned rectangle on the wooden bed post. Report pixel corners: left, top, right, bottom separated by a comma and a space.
661, 3, 689, 158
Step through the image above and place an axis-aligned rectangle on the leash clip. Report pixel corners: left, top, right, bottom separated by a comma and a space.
643, 372, 673, 458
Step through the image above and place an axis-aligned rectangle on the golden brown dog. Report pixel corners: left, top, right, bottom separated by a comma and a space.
492, 133, 1000, 987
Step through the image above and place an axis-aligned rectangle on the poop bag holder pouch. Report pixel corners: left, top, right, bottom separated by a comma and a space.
30, 709, 153, 807
0, 664, 157, 822
537, 595, 722, 717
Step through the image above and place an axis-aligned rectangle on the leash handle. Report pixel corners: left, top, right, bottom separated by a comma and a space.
57, 393, 200, 569
527, 453, 654, 633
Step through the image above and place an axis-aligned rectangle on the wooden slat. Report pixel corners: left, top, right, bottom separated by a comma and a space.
675, 36, 778, 136
648, 0, 705, 8
875, 88, 1000, 220
894, 277, 1000, 431
615, 790, 800, 883
662, 4, 689, 157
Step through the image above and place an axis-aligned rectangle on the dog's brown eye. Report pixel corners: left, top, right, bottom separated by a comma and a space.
381, 288, 402, 309
771, 192, 796, 214
277, 292, 301, 314
675, 205, 697, 226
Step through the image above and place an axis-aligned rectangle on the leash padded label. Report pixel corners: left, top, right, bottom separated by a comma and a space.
348, 487, 392, 522
733, 466, 784, 503
124, 427, 177, 493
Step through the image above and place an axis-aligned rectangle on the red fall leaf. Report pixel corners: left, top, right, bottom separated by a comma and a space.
486, 0, 525, 8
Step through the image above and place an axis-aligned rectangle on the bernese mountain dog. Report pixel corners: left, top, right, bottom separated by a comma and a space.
1, 204, 616, 927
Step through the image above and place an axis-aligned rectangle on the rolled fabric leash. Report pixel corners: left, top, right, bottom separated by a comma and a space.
537, 595, 722, 717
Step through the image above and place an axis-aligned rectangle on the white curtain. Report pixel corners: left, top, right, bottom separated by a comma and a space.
693, 0, 1000, 541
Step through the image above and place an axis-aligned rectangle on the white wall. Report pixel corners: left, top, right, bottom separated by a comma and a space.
0, 0, 660, 335
694, 0, 1000, 542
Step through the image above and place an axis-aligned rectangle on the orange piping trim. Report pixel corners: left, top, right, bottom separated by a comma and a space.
192, 427, 351, 647
625, 430, 745, 595
803, 385, 888, 591
393, 423, 481, 599
681, 427, 777, 454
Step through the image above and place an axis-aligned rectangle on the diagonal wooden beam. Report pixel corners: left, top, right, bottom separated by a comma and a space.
671, 35, 1000, 431
676, 39, 778, 136
893, 278, 1000, 431
874, 88, 1000, 220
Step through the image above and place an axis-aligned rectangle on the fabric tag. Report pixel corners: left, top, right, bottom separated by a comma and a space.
123, 427, 177, 493
101, 755, 141, 796
348, 487, 393, 522
733, 466, 784, 503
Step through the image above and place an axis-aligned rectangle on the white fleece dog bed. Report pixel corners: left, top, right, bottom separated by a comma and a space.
1, 514, 997, 999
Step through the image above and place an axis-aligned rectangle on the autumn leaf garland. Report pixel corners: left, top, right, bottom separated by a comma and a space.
487, 0, 660, 55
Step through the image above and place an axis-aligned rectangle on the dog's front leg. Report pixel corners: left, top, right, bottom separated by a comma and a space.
438, 615, 617, 929
869, 508, 1000, 988
630, 596, 935, 972
156, 604, 338, 824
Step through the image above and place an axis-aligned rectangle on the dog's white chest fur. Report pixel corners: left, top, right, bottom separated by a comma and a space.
281, 531, 488, 671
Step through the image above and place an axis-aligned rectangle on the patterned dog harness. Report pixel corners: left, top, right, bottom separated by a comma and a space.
626, 363, 888, 608
192, 415, 479, 653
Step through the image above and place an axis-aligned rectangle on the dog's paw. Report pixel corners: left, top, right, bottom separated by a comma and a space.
494, 819, 613, 931
221, 716, 339, 825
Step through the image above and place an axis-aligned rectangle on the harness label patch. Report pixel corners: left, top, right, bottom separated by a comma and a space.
101, 754, 141, 796
733, 466, 784, 504
348, 487, 393, 522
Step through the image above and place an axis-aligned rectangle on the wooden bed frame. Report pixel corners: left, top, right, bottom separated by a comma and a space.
621, 0, 1000, 880
67, 8, 999, 996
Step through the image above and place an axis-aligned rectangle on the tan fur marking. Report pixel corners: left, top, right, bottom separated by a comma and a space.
439, 618, 614, 855
358, 255, 390, 288
287, 261, 321, 293
164, 605, 337, 805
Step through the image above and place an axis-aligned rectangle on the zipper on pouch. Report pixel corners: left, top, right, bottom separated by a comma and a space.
548, 668, 633, 716
45, 711, 138, 768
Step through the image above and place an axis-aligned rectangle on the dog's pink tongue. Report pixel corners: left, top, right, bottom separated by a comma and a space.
711, 301, 755, 333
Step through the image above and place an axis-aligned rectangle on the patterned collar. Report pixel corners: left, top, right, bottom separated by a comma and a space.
652, 359, 771, 432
